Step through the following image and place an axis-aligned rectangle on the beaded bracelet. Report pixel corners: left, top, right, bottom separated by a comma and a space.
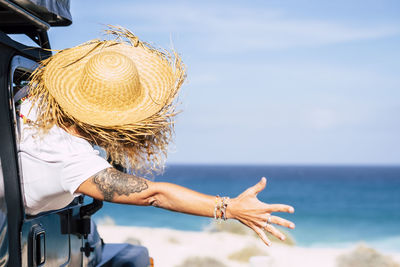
18, 113, 33, 124
214, 195, 229, 222
220, 197, 230, 221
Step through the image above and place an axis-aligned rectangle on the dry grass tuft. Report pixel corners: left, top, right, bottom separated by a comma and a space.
166, 236, 180, 244
266, 228, 296, 246
210, 220, 252, 235
210, 220, 296, 246
336, 244, 400, 267
96, 215, 116, 226
175, 256, 227, 267
228, 245, 268, 262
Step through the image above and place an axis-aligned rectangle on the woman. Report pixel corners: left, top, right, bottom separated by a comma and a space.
19, 26, 295, 249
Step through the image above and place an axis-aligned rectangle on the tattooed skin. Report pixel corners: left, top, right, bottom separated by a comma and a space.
92, 168, 148, 202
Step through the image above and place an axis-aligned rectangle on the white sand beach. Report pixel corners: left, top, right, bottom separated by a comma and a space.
97, 224, 400, 267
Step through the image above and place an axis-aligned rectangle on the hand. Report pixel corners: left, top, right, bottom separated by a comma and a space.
226, 177, 295, 246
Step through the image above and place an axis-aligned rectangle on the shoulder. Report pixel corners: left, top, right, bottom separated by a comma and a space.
19, 108, 98, 161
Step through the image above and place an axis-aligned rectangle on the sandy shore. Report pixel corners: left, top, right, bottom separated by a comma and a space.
97, 225, 400, 267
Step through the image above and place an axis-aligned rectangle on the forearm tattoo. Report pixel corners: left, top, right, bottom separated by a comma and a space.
92, 167, 148, 202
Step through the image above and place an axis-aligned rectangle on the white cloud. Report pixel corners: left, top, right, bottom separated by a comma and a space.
78, 2, 400, 53
308, 108, 339, 130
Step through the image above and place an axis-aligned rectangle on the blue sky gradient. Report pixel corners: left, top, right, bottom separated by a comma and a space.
44, 1, 400, 165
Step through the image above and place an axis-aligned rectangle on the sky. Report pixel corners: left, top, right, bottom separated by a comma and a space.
43, 1, 400, 165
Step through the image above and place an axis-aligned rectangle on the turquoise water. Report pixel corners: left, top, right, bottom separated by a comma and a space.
93, 165, 400, 251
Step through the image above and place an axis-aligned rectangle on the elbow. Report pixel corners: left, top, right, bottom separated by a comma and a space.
147, 195, 160, 207
145, 182, 161, 207
146, 190, 167, 209
143, 182, 168, 209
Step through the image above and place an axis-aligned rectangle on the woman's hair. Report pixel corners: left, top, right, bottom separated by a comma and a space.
27, 86, 177, 176
64, 113, 173, 176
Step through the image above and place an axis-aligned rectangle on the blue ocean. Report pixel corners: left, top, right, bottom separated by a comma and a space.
93, 165, 400, 252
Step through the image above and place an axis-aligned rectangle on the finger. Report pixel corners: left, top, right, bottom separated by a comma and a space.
253, 225, 272, 246
248, 177, 267, 195
270, 216, 295, 229
266, 204, 294, 213
265, 224, 286, 241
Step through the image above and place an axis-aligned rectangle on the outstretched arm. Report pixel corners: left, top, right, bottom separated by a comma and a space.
76, 167, 295, 246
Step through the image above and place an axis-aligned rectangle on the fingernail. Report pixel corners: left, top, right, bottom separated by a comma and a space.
281, 236, 285, 241
290, 223, 295, 229
289, 207, 294, 213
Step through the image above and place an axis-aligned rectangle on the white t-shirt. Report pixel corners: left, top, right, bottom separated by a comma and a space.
18, 101, 111, 215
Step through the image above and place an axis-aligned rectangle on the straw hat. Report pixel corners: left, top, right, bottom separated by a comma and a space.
28, 26, 185, 172
34, 26, 185, 127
